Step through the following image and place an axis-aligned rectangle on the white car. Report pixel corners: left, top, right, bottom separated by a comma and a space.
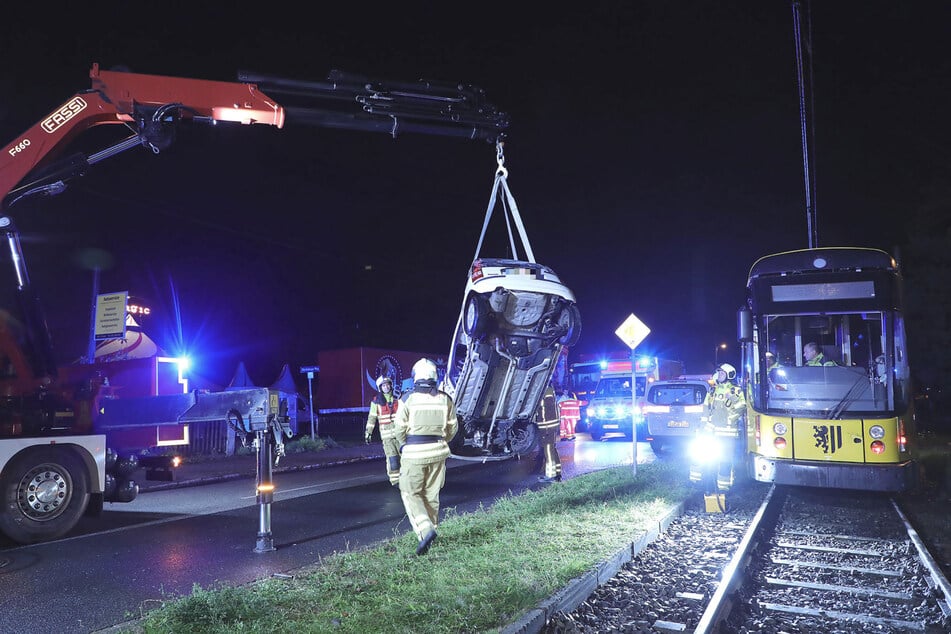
442, 258, 580, 456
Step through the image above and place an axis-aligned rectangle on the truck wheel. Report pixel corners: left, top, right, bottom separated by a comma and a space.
463, 293, 489, 338
558, 304, 582, 347
0, 448, 90, 544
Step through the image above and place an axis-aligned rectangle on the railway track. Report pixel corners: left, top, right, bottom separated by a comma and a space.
702, 486, 951, 633
542, 482, 950, 633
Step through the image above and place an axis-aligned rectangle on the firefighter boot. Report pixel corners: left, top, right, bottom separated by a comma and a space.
416, 529, 437, 556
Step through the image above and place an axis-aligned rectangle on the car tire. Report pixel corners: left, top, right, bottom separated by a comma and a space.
448, 427, 468, 454
463, 293, 489, 338
589, 422, 604, 441
558, 304, 582, 347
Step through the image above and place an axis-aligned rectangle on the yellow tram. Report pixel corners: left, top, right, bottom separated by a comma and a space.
738, 247, 918, 492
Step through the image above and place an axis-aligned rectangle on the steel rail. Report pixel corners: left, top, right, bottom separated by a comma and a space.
892, 498, 951, 618
693, 484, 781, 633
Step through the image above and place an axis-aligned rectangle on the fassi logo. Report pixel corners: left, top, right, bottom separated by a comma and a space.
41, 97, 88, 134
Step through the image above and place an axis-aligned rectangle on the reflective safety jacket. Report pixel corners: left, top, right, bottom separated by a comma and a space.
806, 353, 836, 367
704, 381, 745, 437
366, 393, 399, 440
394, 382, 458, 464
535, 388, 559, 431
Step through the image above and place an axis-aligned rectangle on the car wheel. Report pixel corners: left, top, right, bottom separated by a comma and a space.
557, 304, 582, 347
463, 293, 489, 338
589, 422, 604, 441
509, 421, 539, 455
448, 426, 468, 454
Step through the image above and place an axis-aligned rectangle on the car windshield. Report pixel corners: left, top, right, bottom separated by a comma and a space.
648, 385, 706, 406
595, 378, 631, 397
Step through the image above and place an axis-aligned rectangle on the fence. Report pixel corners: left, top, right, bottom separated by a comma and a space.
166, 411, 367, 457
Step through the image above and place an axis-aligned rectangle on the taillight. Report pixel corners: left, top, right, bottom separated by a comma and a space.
870, 440, 886, 454
897, 418, 907, 452
754, 415, 761, 446
774, 437, 786, 450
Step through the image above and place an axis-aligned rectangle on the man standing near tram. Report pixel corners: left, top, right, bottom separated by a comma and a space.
690, 363, 746, 495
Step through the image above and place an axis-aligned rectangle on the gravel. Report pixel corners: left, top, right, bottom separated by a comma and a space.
541, 474, 951, 634
541, 481, 770, 633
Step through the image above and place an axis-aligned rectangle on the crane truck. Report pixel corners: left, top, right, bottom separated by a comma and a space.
0, 63, 508, 544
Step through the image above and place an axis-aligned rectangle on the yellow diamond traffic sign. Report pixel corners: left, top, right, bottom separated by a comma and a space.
615, 313, 650, 350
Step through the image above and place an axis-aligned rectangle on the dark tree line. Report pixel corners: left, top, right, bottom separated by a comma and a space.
899, 200, 951, 429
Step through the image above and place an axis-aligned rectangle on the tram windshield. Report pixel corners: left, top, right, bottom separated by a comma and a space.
751, 310, 911, 417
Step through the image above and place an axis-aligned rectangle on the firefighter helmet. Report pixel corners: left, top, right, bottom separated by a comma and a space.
717, 363, 737, 381
376, 375, 393, 389
412, 358, 438, 382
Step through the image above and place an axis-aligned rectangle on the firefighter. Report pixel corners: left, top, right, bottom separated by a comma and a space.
394, 358, 458, 555
689, 363, 746, 494
535, 386, 562, 483
365, 375, 401, 486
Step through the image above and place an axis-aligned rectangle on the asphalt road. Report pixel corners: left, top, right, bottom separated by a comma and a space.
0, 436, 645, 634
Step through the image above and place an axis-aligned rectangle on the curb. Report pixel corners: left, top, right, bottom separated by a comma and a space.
139, 451, 385, 492
501, 500, 686, 634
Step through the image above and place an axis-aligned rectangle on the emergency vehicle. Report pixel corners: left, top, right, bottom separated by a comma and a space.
583, 355, 685, 441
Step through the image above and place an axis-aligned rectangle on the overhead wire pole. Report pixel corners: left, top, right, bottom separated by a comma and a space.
792, 0, 819, 248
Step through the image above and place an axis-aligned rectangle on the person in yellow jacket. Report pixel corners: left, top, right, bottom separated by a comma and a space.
394, 358, 458, 555
365, 375, 401, 486
804, 341, 836, 366
690, 363, 746, 492
535, 386, 562, 483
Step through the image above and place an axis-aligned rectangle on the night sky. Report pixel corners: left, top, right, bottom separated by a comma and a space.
1, 2, 948, 389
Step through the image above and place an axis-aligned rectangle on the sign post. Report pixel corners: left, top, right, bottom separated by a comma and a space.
300, 365, 319, 439
614, 313, 650, 476
94, 291, 129, 345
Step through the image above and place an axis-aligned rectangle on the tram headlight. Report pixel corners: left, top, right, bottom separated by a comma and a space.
869, 425, 885, 440
772, 422, 788, 435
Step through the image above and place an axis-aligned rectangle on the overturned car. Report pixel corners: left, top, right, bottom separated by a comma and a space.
442, 258, 580, 456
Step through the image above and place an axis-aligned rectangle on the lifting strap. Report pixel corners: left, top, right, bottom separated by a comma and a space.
471, 142, 536, 264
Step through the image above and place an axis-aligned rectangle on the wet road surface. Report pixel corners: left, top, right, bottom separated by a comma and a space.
0, 435, 652, 633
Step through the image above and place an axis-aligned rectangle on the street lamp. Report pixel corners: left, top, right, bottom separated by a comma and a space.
714, 342, 727, 366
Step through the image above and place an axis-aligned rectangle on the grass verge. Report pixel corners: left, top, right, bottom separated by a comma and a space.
121, 461, 690, 633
